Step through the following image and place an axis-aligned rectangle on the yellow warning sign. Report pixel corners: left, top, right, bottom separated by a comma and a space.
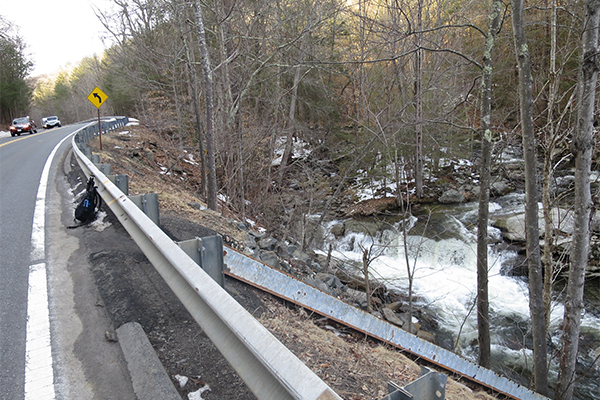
87, 86, 108, 108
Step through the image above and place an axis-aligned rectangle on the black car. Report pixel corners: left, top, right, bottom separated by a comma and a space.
9, 117, 37, 136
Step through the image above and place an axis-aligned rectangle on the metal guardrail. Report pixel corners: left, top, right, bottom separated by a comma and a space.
70, 119, 342, 400
224, 249, 550, 400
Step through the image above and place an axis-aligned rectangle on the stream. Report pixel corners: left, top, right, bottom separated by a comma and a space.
322, 193, 600, 400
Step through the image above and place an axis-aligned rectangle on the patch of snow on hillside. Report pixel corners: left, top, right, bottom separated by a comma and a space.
271, 136, 312, 166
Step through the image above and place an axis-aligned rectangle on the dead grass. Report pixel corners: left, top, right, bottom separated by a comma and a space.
258, 296, 499, 400
88, 124, 503, 400
89, 128, 246, 244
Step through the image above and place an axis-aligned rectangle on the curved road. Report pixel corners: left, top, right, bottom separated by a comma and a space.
0, 125, 135, 399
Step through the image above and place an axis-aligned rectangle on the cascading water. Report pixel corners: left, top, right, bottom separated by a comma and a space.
323, 196, 600, 400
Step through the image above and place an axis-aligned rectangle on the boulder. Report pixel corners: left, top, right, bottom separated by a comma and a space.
244, 233, 259, 251
330, 223, 346, 238
305, 276, 336, 296
438, 189, 465, 204
276, 243, 294, 259
291, 248, 312, 266
342, 288, 368, 310
259, 251, 280, 269
491, 181, 512, 197
382, 307, 404, 327
315, 273, 345, 292
494, 207, 575, 242
385, 301, 403, 312
258, 236, 279, 251
417, 330, 437, 343
247, 230, 267, 240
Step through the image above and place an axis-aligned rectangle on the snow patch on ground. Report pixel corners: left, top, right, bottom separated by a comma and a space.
90, 211, 111, 232
271, 136, 312, 166
173, 374, 188, 388
188, 384, 211, 400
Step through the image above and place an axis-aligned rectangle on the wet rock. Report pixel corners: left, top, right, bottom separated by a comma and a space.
554, 175, 575, 193
491, 181, 512, 197
438, 189, 465, 204
247, 230, 266, 241
236, 222, 249, 231
330, 223, 345, 238
313, 253, 329, 272
494, 207, 575, 243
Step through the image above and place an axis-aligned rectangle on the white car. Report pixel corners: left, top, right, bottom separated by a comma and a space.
42, 116, 61, 129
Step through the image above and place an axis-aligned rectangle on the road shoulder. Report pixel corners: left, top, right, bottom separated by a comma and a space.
46, 148, 137, 399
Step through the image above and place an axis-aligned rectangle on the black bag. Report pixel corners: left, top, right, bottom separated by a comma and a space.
75, 177, 102, 223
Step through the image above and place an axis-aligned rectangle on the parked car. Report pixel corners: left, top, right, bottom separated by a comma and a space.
42, 116, 61, 129
9, 117, 37, 136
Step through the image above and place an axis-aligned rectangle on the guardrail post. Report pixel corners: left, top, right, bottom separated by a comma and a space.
176, 236, 225, 288
129, 193, 159, 226
91, 154, 100, 164
381, 367, 446, 400
94, 163, 112, 176
108, 174, 129, 196
82, 147, 93, 159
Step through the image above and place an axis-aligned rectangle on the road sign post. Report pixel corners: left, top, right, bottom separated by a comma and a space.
87, 86, 108, 150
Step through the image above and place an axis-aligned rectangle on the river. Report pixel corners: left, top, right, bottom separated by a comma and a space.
322, 193, 600, 400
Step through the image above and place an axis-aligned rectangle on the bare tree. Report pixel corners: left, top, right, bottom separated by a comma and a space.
540, 1, 579, 330
511, 0, 548, 394
277, 1, 323, 186
556, 1, 600, 399
193, 0, 218, 211
414, 0, 424, 199
476, 0, 504, 369
541, 0, 561, 331
174, 0, 206, 197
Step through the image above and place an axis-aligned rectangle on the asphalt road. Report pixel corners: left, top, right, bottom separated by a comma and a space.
0, 125, 136, 400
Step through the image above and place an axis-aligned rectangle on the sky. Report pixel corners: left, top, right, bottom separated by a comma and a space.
1, 0, 114, 76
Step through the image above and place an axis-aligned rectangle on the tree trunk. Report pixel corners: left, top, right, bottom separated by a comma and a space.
414, 0, 424, 199
556, 2, 600, 399
511, 0, 548, 394
193, 0, 218, 211
278, 2, 321, 186
541, 0, 558, 330
176, 2, 206, 198
476, 0, 503, 369
362, 248, 372, 313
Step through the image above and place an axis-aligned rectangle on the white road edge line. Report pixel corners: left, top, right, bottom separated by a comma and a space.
25, 132, 75, 400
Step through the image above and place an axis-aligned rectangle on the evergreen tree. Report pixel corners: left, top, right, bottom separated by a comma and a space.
0, 17, 33, 123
